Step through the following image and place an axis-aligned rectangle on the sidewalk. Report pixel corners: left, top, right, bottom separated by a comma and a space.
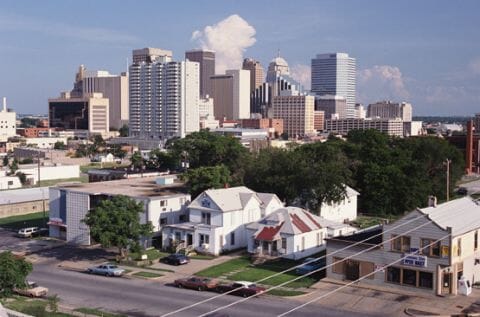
293, 278, 480, 316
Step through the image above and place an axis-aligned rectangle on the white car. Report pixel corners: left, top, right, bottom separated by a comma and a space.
14, 281, 48, 297
17, 227, 40, 238
87, 264, 125, 277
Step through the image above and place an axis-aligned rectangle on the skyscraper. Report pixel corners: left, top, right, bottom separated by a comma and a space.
185, 49, 215, 97
311, 53, 356, 118
367, 101, 412, 122
242, 58, 264, 91
211, 69, 250, 120
129, 48, 199, 140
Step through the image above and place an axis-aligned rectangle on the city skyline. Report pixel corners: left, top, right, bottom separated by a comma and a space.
0, 0, 479, 116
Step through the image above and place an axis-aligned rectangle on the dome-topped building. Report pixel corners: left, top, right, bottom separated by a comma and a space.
266, 55, 290, 82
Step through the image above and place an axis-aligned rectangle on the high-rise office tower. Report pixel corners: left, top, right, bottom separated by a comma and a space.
129, 48, 199, 140
311, 53, 356, 118
367, 101, 412, 122
315, 95, 348, 120
242, 58, 264, 91
133, 47, 172, 64
211, 69, 250, 120
185, 49, 215, 97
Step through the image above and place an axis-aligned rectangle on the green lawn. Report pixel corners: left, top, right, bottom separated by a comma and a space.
37, 175, 88, 187
195, 256, 321, 289
80, 162, 129, 173
74, 307, 128, 317
0, 211, 47, 230
195, 256, 251, 278
189, 254, 216, 260
3, 297, 73, 317
130, 248, 169, 261
351, 215, 398, 229
132, 271, 163, 278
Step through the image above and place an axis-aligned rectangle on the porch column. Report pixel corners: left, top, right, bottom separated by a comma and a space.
268, 242, 272, 255
436, 265, 442, 296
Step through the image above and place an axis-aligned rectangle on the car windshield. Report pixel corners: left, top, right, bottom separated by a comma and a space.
108, 265, 118, 269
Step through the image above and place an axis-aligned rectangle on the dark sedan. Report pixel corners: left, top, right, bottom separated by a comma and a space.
160, 253, 190, 266
174, 276, 218, 291
216, 281, 265, 297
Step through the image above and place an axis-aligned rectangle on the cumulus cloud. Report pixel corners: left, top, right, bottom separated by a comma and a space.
357, 65, 410, 102
290, 64, 311, 90
191, 15, 256, 73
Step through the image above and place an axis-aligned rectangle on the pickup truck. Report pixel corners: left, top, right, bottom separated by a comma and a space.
14, 281, 48, 297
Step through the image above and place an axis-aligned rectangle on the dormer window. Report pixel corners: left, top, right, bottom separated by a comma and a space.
201, 198, 211, 208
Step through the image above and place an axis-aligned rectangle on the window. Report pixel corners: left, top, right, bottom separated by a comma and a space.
179, 214, 186, 222
475, 231, 478, 251
402, 269, 417, 286
421, 239, 441, 257
391, 235, 410, 252
301, 236, 305, 251
199, 234, 209, 246
419, 271, 433, 289
160, 218, 167, 225
160, 200, 167, 207
174, 232, 181, 241
458, 238, 462, 256
386, 267, 401, 284
201, 212, 211, 225
230, 232, 235, 246
281, 238, 287, 249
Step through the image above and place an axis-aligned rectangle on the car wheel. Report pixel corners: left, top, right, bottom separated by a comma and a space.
242, 293, 248, 298
177, 283, 183, 288
197, 286, 204, 291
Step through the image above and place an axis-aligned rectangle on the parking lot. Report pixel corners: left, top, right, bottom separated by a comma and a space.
0, 227, 64, 254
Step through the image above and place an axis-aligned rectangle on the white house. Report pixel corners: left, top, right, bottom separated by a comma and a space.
246, 207, 357, 260
0, 170, 22, 190
18, 163, 80, 185
319, 186, 359, 223
162, 186, 284, 255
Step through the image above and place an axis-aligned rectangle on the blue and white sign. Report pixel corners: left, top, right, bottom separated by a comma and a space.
402, 254, 427, 267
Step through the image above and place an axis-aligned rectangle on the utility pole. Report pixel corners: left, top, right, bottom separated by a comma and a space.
445, 158, 451, 201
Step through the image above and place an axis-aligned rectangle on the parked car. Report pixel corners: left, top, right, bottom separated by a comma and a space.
14, 281, 48, 297
87, 264, 125, 277
17, 227, 41, 238
295, 257, 326, 275
160, 253, 190, 266
174, 276, 218, 291
215, 281, 265, 297
457, 187, 468, 196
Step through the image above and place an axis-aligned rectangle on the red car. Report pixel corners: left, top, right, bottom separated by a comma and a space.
215, 281, 266, 297
174, 276, 218, 291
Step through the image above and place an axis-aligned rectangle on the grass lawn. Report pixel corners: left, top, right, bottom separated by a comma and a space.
74, 307, 128, 317
130, 248, 169, 261
196, 256, 321, 289
73, 307, 127, 317
37, 176, 88, 187
3, 297, 73, 317
80, 162, 129, 173
132, 271, 163, 278
195, 256, 251, 278
0, 211, 47, 230
267, 289, 306, 297
189, 254, 216, 260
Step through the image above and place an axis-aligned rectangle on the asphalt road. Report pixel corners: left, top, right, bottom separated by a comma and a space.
30, 258, 380, 317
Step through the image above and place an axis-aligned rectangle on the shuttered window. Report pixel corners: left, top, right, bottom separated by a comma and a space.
360, 261, 375, 279
332, 257, 344, 274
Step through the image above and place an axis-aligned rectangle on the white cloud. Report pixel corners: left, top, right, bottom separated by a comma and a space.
191, 14, 256, 74
469, 57, 480, 75
290, 64, 311, 90
357, 65, 410, 103
0, 13, 137, 44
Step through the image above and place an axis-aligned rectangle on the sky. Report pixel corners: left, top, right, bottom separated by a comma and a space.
0, 0, 479, 116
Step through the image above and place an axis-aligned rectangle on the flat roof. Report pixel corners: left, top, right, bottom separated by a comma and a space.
0, 187, 49, 205
54, 176, 188, 199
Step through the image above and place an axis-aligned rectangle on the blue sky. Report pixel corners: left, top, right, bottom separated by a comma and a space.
0, 0, 479, 115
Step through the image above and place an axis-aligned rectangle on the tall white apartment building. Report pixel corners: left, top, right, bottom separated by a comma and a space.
0, 97, 16, 142
129, 48, 200, 140
311, 53, 356, 118
367, 101, 412, 122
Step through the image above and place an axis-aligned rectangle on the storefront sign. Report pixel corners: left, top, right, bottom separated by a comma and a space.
402, 254, 427, 267
442, 245, 450, 258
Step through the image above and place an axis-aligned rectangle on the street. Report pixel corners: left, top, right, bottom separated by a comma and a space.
29, 247, 381, 317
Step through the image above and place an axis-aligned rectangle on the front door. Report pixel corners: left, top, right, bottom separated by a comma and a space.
345, 260, 360, 281
262, 241, 269, 255
186, 234, 193, 246
442, 272, 452, 294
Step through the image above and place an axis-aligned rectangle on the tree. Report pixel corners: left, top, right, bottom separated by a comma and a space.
82, 195, 153, 258
2, 156, 8, 167
110, 144, 127, 159
182, 165, 232, 198
0, 251, 32, 297
54, 141, 66, 150
119, 124, 129, 137
9, 158, 18, 175
130, 151, 144, 170
145, 149, 176, 171
16, 172, 27, 185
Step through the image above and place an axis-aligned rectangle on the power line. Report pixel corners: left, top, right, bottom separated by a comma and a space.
160, 212, 431, 317
277, 233, 452, 316
197, 210, 456, 317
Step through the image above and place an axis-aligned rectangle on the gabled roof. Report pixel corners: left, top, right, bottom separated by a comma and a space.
346, 186, 360, 197
189, 186, 258, 212
418, 197, 480, 236
249, 207, 324, 239
256, 192, 282, 206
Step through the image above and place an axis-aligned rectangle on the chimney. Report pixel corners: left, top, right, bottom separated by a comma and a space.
2, 97, 6, 112
428, 195, 437, 207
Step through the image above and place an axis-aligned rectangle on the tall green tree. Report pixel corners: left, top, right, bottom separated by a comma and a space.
130, 151, 144, 170
182, 165, 232, 198
119, 124, 129, 137
83, 195, 153, 258
145, 149, 177, 171
0, 251, 32, 297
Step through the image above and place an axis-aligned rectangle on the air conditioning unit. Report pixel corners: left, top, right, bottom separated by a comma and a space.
201, 243, 209, 250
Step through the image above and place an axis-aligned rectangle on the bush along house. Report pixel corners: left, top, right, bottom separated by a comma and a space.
326, 196, 480, 295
